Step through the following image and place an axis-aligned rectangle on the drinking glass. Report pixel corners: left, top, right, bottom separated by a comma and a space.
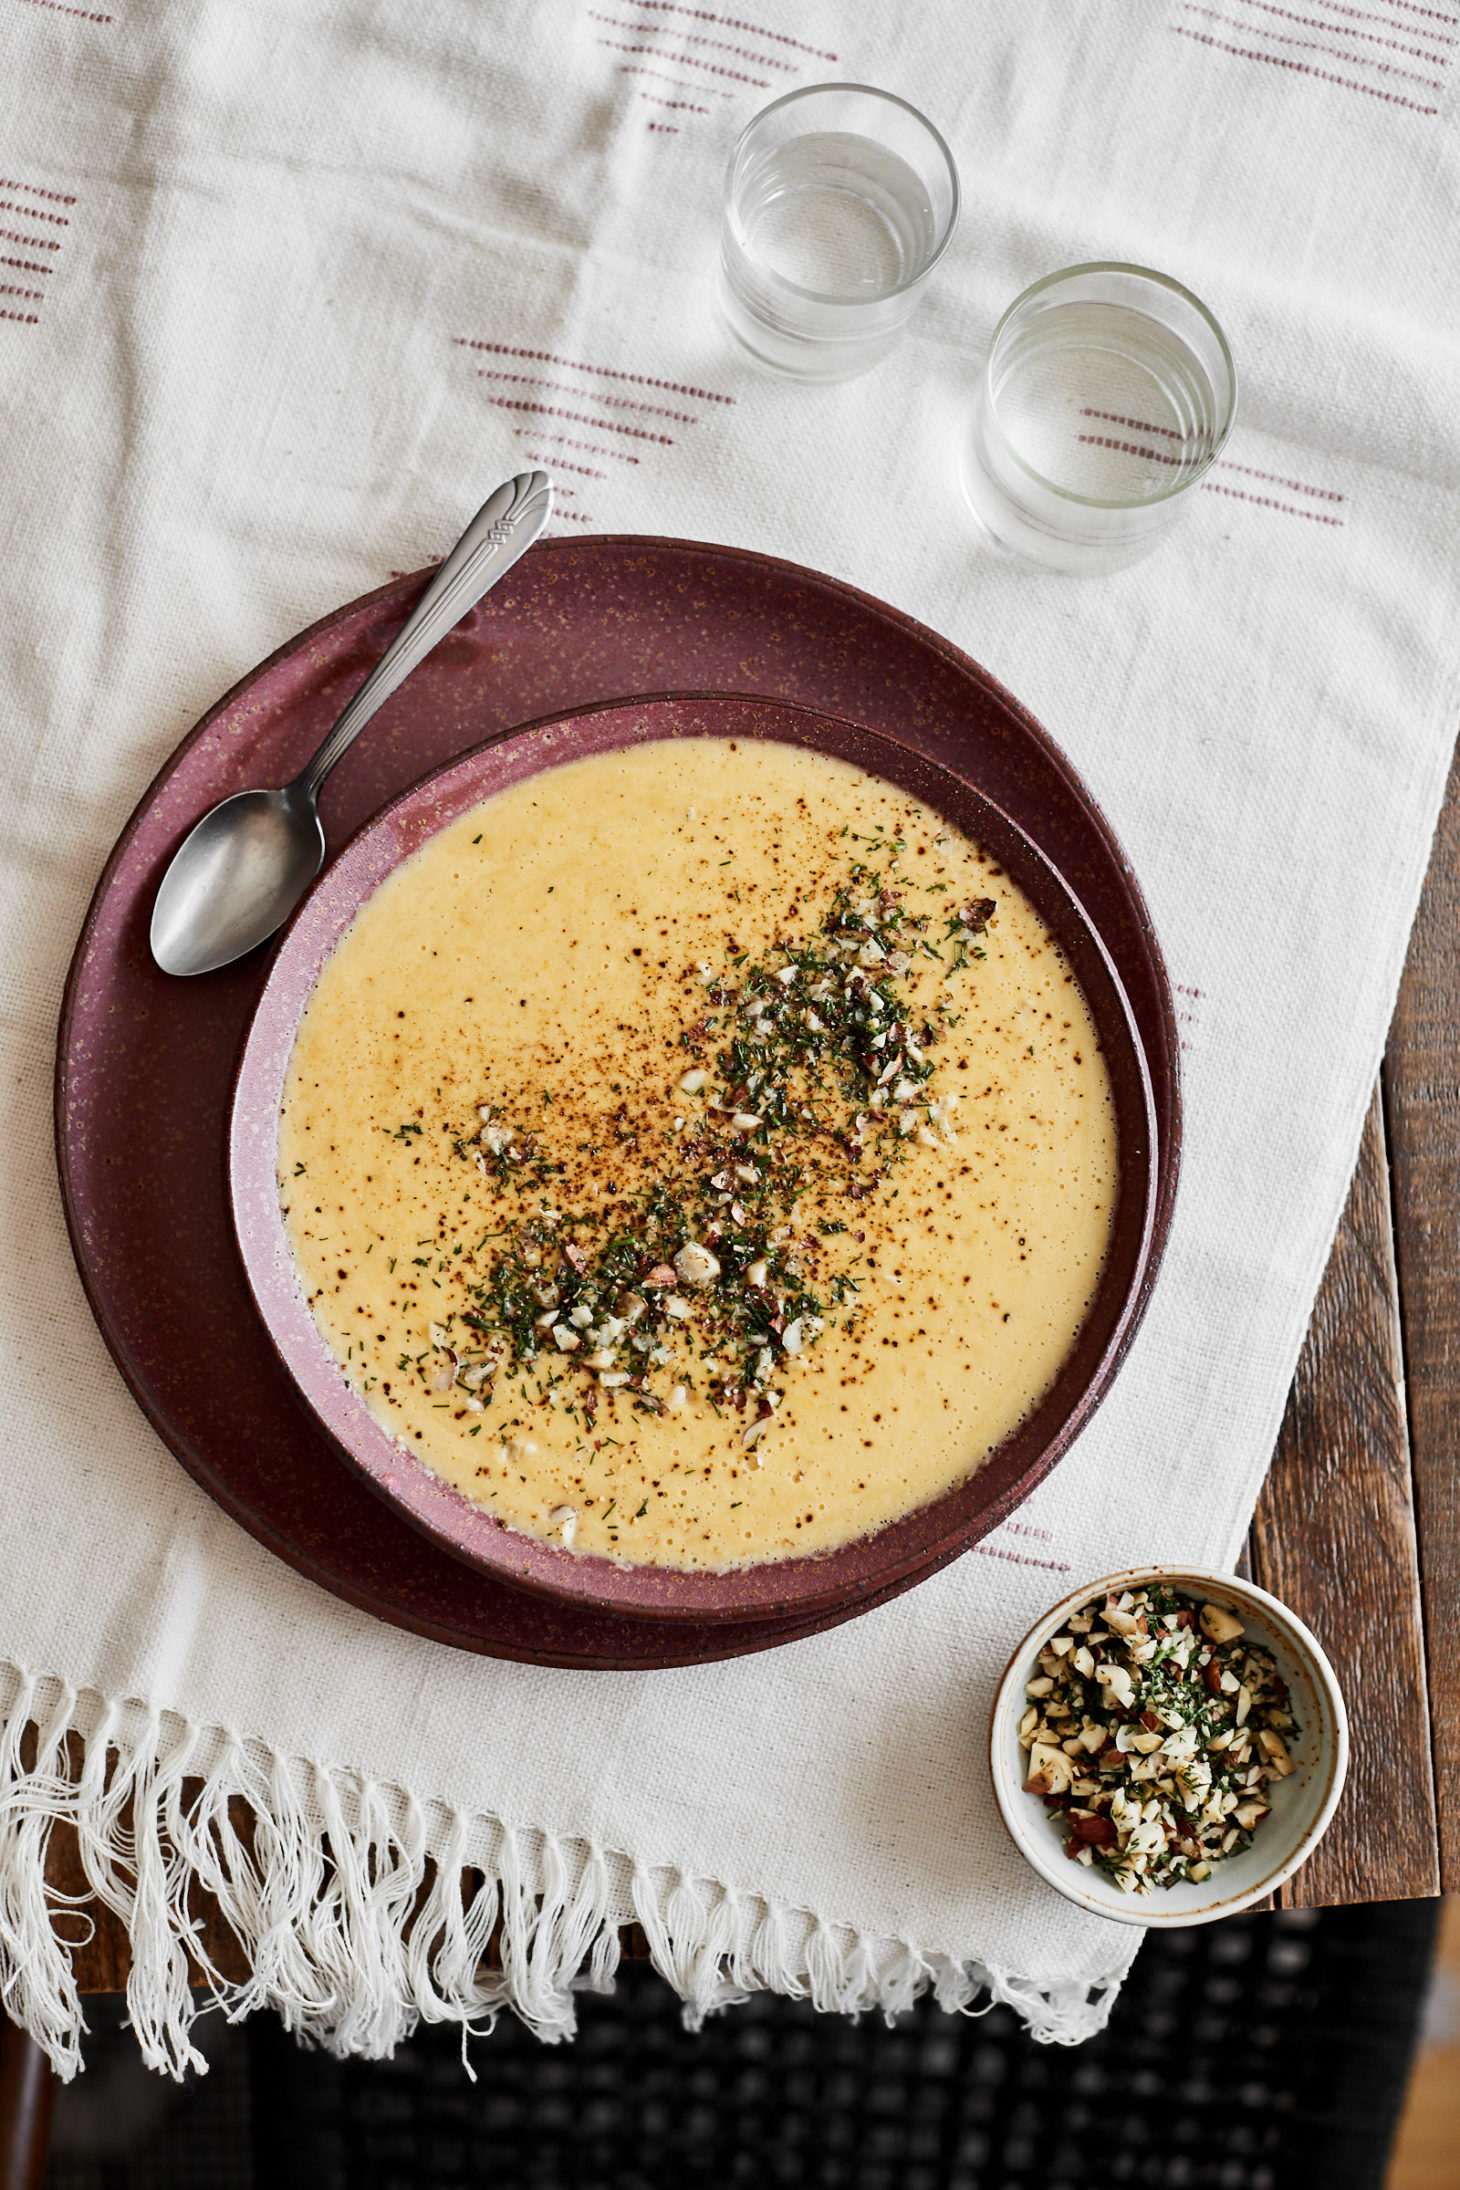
961, 263, 1237, 575
717, 83, 960, 382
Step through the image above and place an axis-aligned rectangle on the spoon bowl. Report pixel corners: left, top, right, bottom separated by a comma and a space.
151, 786, 324, 978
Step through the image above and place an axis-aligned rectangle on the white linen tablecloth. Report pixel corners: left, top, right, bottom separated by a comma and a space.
0, 0, 1457, 2074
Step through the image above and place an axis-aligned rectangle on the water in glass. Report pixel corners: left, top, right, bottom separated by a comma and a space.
737, 131, 936, 298
990, 300, 1223, 503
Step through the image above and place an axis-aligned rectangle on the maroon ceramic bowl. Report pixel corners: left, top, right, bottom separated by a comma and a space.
230, 694, 1158, 1623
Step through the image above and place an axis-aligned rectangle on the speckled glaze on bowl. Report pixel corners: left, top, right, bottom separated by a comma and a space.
231, 694, 1158, 1622
989, 1567, 1350, 1926
56, 534, 1182, 1667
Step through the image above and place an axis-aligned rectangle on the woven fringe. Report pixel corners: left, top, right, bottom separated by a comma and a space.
0, 1667, 1127, 2078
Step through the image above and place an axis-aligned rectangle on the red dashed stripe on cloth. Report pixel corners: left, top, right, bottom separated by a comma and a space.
1082, 405, 1182, 440
1203, 479, 1346, 525
615, 60, 736, 96
477, 370, 699, 424
0, 284, 43, 301
18, 0, 114, 19
0, 180, 78, 206
1218, 458, 1344, 502
0, 230, 59, 252
1080, 441, 1347, 521
973, 1542, 1073, 1575
0, 306, 39, 324
1081, 412, 1344, 504
455, 337, 734, 405
637, 91, 712, 112
1183, 5, 1446, 89
633, 0, 838, 59
1173, 24, 1442, 109
1384, 0, 1459, 24
0, 257, 51, 277
480, 392, 676, 444
512, 426, 641, 465
1326, 0, 1456, 38
647, 121, 680, 131
589, 11, 796, 71
521, 450, 609, 480
595, 37, 771, 86
1078, 432, 1192, 470
0, 199, 68, 226
1222, 0, 1453, 63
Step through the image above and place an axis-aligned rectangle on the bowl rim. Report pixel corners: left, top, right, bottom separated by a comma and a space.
229, 693, 1160, 1623
988, 1563, 1350, 1927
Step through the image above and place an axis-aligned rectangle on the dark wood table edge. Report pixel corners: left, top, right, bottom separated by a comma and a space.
1379, 738, 1460, 1895
1249, 736, 1460, 1908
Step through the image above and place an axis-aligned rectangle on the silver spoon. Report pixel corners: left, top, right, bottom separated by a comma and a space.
150, 470, 553, 976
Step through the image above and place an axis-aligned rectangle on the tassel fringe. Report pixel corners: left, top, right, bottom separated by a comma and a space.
0, 1666, 1126, 2077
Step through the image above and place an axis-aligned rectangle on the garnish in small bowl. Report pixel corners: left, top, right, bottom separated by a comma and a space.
989, 1566, 1348, 1927
1018, 1581, 1297, 1893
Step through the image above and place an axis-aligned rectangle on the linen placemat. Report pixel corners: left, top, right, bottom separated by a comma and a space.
1, 0, 1457, 2073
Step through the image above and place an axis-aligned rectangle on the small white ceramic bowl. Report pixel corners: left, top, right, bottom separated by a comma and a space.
989, 1565, 1349, 1926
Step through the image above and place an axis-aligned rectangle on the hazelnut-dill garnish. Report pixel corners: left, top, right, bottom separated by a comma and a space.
1020, 1585, 1299, 1891
399, 845, 992, 1440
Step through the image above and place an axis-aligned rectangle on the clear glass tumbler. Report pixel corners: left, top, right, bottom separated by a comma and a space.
718, 83, 960, 383
961, 263, 1237, 576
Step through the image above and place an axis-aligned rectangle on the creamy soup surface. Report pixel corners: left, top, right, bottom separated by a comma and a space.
278, 736, 1117, 1570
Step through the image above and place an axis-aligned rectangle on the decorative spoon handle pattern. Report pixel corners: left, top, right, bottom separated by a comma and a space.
298, 470, 553, 797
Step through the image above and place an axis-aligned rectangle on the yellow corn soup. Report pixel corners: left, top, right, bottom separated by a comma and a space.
278, 736, 1117, 1569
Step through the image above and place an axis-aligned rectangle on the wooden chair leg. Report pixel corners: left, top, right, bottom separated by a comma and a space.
0, 2020, 52, 2190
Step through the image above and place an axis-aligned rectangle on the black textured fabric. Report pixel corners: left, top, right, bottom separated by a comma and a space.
45, 1901, 1439, 2190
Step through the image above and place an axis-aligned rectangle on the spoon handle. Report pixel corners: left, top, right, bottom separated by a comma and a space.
296, 470, 554, 799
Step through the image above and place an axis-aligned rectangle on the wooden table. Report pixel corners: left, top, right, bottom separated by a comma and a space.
1250, 743, 1459, 1908
48, 751, 1458, 1988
